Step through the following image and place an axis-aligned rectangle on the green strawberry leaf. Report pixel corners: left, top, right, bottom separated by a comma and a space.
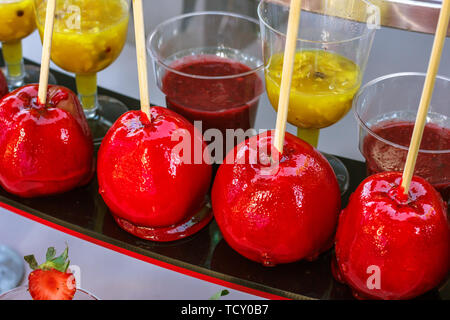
24, 255, 39, 270
50, 246, 68, 266
25, 246, 70, 273
25, 246, 71, 273
62, 260, 70, 273
209, 290, 229, 300
45, 246, 69, 272
46, 247, 56, 261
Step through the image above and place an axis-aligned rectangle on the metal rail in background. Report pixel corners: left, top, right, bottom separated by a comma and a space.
273, 0, 450, 36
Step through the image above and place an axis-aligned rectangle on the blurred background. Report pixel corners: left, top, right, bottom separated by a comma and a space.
126, 0, 260, 42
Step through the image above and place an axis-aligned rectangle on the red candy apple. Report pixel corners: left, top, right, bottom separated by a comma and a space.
97, 107, 212, 241
0, 84, 93, 197
335, 172, 450, 300
0, 69, 8, 98
211, 131, 341, 266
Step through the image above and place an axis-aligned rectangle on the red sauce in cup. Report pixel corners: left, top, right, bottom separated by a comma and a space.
363, 121, 450, 202
162, 55, 263, 136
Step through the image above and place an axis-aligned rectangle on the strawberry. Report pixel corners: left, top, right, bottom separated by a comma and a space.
24, 246, 76, 300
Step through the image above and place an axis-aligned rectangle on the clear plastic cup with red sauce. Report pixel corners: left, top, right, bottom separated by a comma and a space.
148, 12, 264, 156
354, 73, 450, 203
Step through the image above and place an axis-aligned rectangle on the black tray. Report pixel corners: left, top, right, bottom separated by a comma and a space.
0, 54, 448, 300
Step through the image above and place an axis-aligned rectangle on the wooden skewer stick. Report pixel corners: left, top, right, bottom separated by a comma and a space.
37, 0, 57, 105
132, 0, 151, 120
273, 0, 302, 154
401, 0, 450, 195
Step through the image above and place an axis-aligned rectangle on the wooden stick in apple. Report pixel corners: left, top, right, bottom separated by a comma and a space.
273, 0, 302, 154
132, 0, 151, 120
401, 0, 450, 195
37, 0, 56, 105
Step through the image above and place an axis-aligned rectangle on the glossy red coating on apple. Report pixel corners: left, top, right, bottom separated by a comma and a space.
335, 172, 450, 300
0, 84, 93, 197
212, 131, 341, 266
0, 69, 8, 98
97, 107, 212, 241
